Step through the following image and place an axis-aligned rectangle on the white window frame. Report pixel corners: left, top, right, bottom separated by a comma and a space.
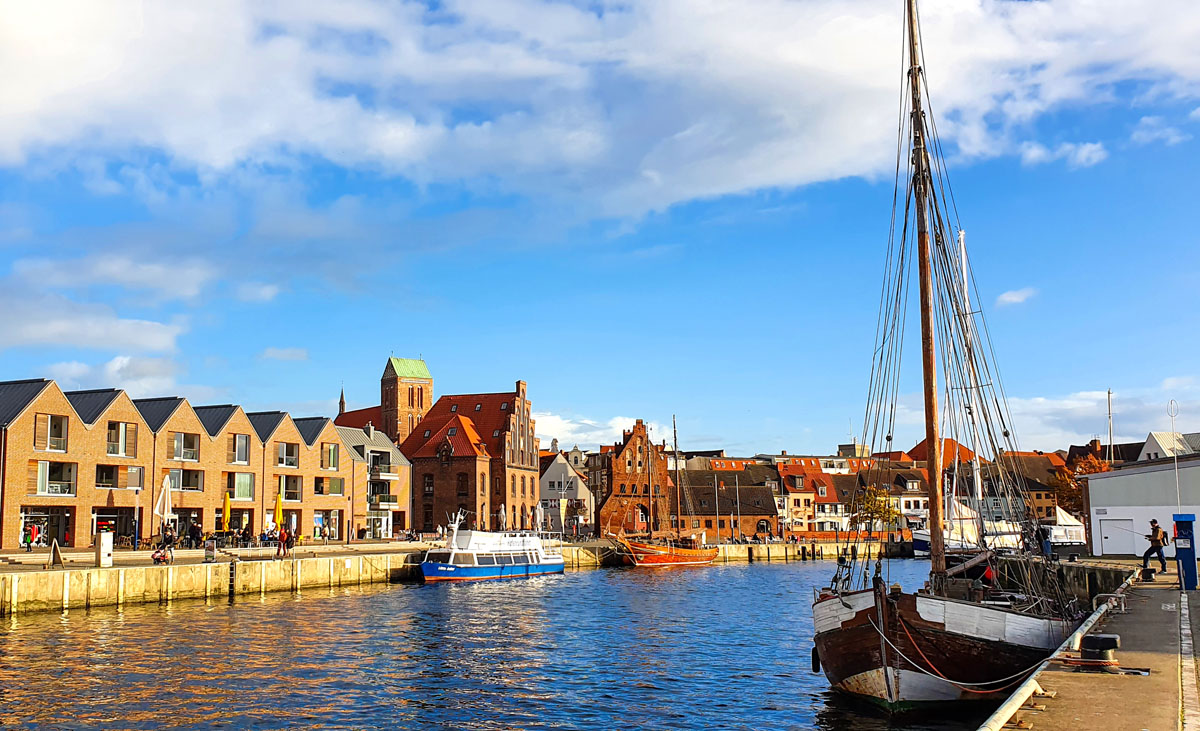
277, 442, 299, 468
174, 432, 200, 461
234, 434, 250, 464
47, 415, 69, 451
107, 421, 133, 457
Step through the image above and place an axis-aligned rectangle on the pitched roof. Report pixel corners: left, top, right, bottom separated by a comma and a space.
293, 416, 330, 446
400, 389, 521, 459
245, 411, 288, 442
1065, 440, 1144, 465
909, 438, 976, 465
680, 466, 780, 489
681, 483, 778, 517
132, 397, 187, 432
335, 425, 409, 465
333, 405, 382, 430
539, 453, 560, 477
386, 357, 432, 380
63, 388, 122, 425
406, 414, 490, 459
192, 404, 239, 437
1146, 431, 1200, 457
0, 378, 53, 427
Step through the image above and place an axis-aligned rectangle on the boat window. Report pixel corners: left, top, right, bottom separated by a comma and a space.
477, 554, 496, 565
425, 551, 451, 563
498, 554, 513, 565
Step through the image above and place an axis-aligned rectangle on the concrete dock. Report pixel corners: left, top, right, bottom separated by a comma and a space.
990, 561, 1196, 731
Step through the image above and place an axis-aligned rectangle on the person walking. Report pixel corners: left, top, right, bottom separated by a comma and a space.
1143, 519, 1170, 573
22, 524, 33, 552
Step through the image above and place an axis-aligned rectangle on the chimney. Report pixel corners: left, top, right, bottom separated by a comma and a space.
365, 422, 374, 439
781, 450, 788, 456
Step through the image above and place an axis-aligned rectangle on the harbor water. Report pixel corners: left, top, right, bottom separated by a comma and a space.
0, 559, 993, 729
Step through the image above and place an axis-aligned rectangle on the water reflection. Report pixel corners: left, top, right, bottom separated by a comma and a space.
0, 561, 987, 729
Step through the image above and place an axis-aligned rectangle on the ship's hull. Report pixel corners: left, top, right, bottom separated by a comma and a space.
812, 585, 1073, 709
421, 559, 564, 582
619, 538, 719, 567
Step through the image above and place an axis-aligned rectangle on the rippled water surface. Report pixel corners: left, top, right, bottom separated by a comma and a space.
0, 560, 993, 729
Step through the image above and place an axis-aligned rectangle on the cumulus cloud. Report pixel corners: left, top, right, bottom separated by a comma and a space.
0, 1, 1196, 215
1019, 141, 1107, 168
259, 347, 308, 361
13, 254, 217, 300
48, 355, 179, 395
1131, 116, 1191, 146
534, 412, 668, 450
0, 291, 184, 352
995, 287, 1037, 307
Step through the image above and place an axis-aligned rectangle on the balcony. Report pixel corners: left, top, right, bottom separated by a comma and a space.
179, 447, 199, 461
106, 442, 121, 456
369, 494, 399, 509
40, 481, 76, 496
278, 456, 298, 468
48, 436, 67, 451
369, 463, 398, 480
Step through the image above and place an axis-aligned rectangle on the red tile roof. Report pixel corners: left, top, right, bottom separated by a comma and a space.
909, 438, 976, 465
405, 414, 490, 459
810, 474, 841, 503
872, 450, 913, 463
334, 405, 382, 430
400, 390, 523, 460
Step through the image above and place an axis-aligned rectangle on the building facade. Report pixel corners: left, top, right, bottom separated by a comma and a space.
539, 452, 590, 535
1085, 454, 1200, 556
0, 378, 374, 550
590, 419, 673, 538
400, 380, 539, 532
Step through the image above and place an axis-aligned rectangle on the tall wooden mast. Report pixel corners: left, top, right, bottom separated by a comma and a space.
906, 0, 945, 582
673, 415, 683, 538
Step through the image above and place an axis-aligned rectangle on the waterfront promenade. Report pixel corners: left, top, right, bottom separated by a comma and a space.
990, 561, 1195, 731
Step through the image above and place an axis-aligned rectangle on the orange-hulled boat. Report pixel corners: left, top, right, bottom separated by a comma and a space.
616, 535, 718, 567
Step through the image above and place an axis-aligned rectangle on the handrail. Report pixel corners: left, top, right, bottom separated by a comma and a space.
977, 571, 1136, 731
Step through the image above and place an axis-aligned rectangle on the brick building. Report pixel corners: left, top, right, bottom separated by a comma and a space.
400, 380, 539, 532
0, 377, 380, 550
336, 357, 433, 444
676, 468, 781, 540
589, 419, 673, 538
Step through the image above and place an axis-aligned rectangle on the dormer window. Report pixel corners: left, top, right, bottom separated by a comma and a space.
475, 403, 481, 411
448, 427, 457, 436
450, 404, 458, 412
501, 403, 508, 411
818, 486, 827, 497
493, 429, 500, 437
423, 429, 431, 438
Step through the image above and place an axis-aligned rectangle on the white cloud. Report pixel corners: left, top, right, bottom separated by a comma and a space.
1019, 141, 1107, 168
534, 412, 667, 450
259, 347, 308, 361
13, 254, 217, 300
0, 1, 1196, 215
995, 287, 1037, 307
236, 281, 281, 302
1162, 376, 1197, 393
1131, 116, 1191, 146
1191, 107, 1200, 121
48, 355, 179, 395
0, 291, 183, 351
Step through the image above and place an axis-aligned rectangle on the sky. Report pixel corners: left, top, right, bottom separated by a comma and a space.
1, 0, 1199, 455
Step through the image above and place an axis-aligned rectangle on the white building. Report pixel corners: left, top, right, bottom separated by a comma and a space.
1138, 431, 1200, 461
1085, 453, 1200, 556
539, 452, 591, 535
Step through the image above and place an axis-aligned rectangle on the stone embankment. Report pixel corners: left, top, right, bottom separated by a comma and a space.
0, 538, 893, 616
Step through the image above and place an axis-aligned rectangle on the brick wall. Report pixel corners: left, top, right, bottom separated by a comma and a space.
413, 455, 490, 531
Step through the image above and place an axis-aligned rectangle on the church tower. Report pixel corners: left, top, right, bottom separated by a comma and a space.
380, 357, 433, 443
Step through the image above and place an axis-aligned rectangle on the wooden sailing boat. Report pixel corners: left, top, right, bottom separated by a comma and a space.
614, 416, 718, 567
810, 0, 1082, 710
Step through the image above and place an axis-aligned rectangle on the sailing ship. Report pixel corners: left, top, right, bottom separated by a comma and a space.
810, 0, 1082, 710
612, 417, 719, 567
420, 510, 565, 582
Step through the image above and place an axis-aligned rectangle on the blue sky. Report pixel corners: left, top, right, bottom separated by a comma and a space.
1, 0, 1198, 454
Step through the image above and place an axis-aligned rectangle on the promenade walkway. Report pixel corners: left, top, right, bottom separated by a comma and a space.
1004, 565, 1192, 731
0, 540, 431, 573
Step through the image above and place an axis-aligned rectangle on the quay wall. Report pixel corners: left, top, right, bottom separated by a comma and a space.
0, 552, 423, 616
558, 540, 894, 568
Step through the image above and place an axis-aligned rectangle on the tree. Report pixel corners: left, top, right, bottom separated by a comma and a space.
1051, 454, 1110, 515
852, 485, 901, 531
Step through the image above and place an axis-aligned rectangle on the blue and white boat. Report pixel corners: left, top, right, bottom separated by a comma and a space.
420, 510, 565, 582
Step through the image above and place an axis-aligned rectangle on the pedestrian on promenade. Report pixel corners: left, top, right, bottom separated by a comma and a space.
22, 524, 33, 552
1143, 519, 1169, 573
276, 526, 287, 559
162, 525, 176, 564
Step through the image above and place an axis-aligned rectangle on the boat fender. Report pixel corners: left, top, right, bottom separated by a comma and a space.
811, 646, 821, 674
